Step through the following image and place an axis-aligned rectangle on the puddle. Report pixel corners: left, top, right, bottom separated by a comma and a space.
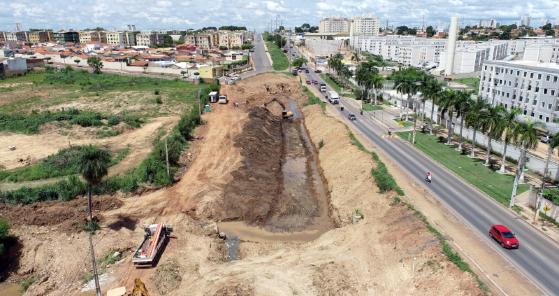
219, 99, 334, 242
0, 282, 23, 296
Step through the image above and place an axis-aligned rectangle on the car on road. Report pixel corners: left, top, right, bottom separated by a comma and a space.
347, 113, 356, 121
314, 69, 322, 73
489, 224, 519, 249
312, 80, 318, 85
541, 134, 552, 143
306, 80, 311, 85
305, 69, 310, 73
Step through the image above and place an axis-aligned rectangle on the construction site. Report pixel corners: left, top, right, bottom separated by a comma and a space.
0, 72, 483, 295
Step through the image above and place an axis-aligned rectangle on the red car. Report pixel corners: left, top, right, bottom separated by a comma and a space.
306, 80, 311, 85
489, 224, 519, 249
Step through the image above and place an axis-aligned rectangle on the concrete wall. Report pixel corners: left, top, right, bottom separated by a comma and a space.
528, 186, 559, 223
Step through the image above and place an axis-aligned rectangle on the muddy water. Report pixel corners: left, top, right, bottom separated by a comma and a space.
0, 282, 23, 296
219, 100, 334, 242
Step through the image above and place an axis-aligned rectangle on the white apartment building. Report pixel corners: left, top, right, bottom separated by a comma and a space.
520, 15, 531, 27
479, 19, 497, 28
5, 32, 17, 42
523, 44, 559, 63
136, 32, 157, 47
352, 35, 446, 67
106, 32, 125, 47
439, 41, 509, 74
479, 60, 559, 123
218, 31, 245, 49
350, 16, 380, 36
505, 37, 558, 56
319, 17, 351, 34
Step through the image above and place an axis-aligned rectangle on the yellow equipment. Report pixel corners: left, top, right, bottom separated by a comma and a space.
130, 278, 149, 296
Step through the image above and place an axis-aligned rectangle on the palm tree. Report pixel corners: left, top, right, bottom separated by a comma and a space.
78, 145, 111, 296
465, 99, 488, 158
421, 77, 443, 134
535, 132, 559, 220
480, 105, 504, 166
509, 120, 543, 207
498, 107, 521, 174
454, 90, 473, 151
368, 72, 384, 105
439, 89, 457, 145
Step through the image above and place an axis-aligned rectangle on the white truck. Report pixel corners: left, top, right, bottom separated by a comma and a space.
327, 91, 340, 104
319, 82, 327, 92
132, 224, 173, 267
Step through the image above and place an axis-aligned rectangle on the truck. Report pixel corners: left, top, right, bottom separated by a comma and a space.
327, 91, 340, 104
208, 91, 218, 103
219, 95, 228, 104
319, 82, 327, 92
132, 224, 173, 267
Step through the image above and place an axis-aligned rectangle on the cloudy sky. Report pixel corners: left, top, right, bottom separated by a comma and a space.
0, 0, 557, 31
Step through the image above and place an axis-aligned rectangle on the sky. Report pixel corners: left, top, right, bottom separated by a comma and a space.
0, 0, 558, 31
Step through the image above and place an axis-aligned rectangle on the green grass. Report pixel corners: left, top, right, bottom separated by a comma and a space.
348, 130, 404, 196
397, 131, 528, 205
454, 77, 480, 89
0, 145, 128, 183
320, 73, 343, 93
362, 102, 383, 111
82, 249, 122, 283
394, 120, 413, 127
265, 41, 289, 71
303, 86, 325, 111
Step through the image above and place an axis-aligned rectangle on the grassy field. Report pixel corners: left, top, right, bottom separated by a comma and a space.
265, 41, 289, 71
453, 77, 480, 90
397, 131, 528, 205
362, 102, 383, 111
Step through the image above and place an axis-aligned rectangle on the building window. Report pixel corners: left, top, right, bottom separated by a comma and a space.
531, 112, 535, 117
530, 73, 534, 78
524, 110, 527, 115
533, 100, 537, 105
553, 90, 556, 96
542, 102, 545, 107
546, 117, 550, 122
547, 75, 551, 81
524, 72, 527, 77
549, 104, 553, 110
538, 74, 542, 79
544, 89, 548, 94
539, 114, 543, 120
554, 76, 558, 82
536, 87, 540, 92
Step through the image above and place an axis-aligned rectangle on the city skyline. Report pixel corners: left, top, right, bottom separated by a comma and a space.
0, 0, 558, 31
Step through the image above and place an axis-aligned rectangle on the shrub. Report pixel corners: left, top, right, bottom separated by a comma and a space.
70, 112, 102, 127
155, 97, 163, 104
154, 89, 160, 95
0, 218, 9, 255
318, 139, 325, 149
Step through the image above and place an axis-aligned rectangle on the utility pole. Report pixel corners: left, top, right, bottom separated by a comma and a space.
165, 138, 170, 178
197, 88, 202, 117
89, 234, 102, 296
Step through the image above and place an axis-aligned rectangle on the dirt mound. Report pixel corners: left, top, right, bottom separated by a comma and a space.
219, 107, 283, 224
151, 260, 183, 295
0, 196, 123, 233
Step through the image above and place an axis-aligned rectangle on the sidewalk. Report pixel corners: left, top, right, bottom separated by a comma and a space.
516, 190, 559, 244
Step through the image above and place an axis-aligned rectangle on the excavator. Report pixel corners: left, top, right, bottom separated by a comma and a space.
130, 278, 149, 296
263, 98, 293, 120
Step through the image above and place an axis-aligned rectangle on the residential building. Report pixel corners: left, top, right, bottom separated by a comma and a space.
479, 60, 559, 123
0, 32, 6, 44
350, 16, 380, 37
319, 17, 351, 34
15, 31, 29, 42
136, 32, 157, 47
521, 15, 531, 27
439, 41, 509, 74
218, 31, 245, 49
79, 31, 92, 43
90, 31, 107, 43
123, 31, 138, 47
106, 32, 125, 46
479, 19, 497, 29
187, 32, 218, 49
523, 44, 559, 63
53, 31, 79, 43
5, 32, 17, 42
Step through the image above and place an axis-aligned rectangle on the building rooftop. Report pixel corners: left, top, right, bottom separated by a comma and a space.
486, 59, 559, 71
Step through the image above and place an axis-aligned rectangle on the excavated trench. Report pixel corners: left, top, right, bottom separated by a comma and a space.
218, 101, 334, 242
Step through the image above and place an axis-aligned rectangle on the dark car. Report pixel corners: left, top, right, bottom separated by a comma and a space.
489, 224, 519, 249
306, 80, 311, 85
305, 69, 310, 73
314, 69, 322, 73
347, 113, 357, 121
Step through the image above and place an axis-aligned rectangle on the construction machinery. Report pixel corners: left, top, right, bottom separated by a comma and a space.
132, 224, 172, 267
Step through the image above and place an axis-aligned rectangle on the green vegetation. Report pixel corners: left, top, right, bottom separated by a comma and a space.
348, 130, 404, 196
0, 218, 9, 256
397, 131, 528, 205
320, 73, 343, 93
83, 249, 122, 283
406, 202, 488, 293
542, 188, 559, 206
362, 102, 383, 111
395, 119, 413, 127
20, 277, 36, 292
303, 86, 325, 111
539, 212, 559, 228
292, 57, 307, 68
0, 146, 128, 183
265, 43, 289, 71
454, 77, 480, 89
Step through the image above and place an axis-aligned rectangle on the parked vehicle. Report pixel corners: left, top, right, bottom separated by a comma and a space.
208, 91, 219, 103
132, 224, 173, 266
314, 69, 322, 73
219, 95, 228, 104
489, 224, 519, 249
328, 91, 340, 104
347, 113, 356, 121
541, 134, 552, 143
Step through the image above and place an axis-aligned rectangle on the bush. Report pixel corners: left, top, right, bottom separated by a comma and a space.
543, 188, 559, 206
70, 112, 102, 127
0, 218, 9, 255
155, 97, 163, 104
154, 89, 160, 95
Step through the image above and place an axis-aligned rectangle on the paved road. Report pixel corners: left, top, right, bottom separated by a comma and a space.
241, 33, 272, 79
298, 49, 559, 295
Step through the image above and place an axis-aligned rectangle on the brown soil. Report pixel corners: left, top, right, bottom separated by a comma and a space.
0, 196, 123, 233
2, 73, 485, 296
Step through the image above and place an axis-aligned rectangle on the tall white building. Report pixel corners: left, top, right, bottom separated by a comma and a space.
479, 60, 559, 123
445, 16, 459, 75
479, 19, 497, 28
523, 44, 559, 63
350, 16, 380, 36
440, 41, 509, 74
319, 17, 351, 34
520, 15, 531, 27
